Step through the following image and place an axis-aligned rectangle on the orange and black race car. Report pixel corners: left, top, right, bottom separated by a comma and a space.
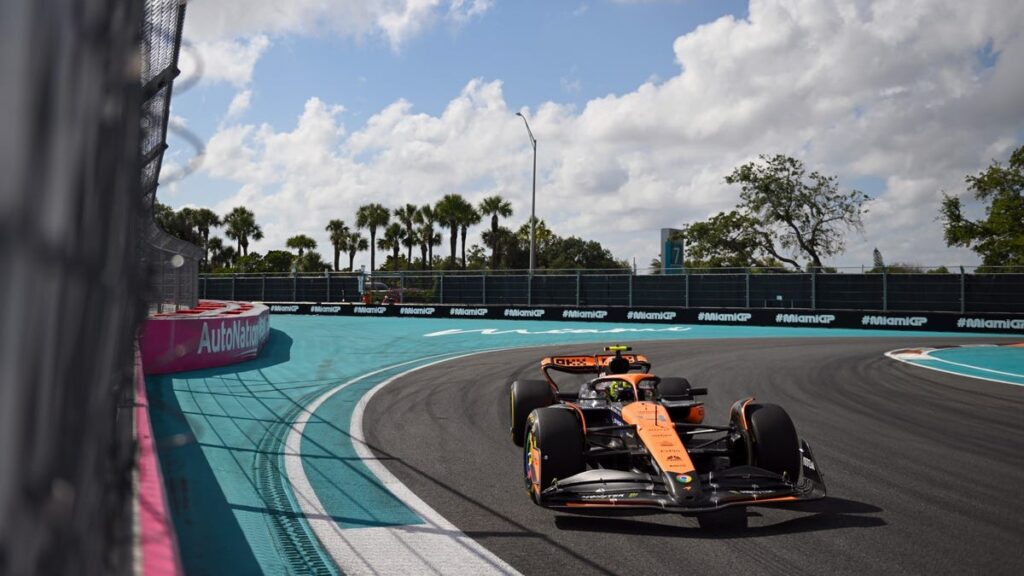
509, 346, 826, 528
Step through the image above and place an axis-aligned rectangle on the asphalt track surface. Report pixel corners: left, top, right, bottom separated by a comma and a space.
363, 338, 1024, 576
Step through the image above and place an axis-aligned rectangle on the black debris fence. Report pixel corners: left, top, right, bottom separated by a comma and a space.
200, 267, 1024, 314
0, 0, 174, 573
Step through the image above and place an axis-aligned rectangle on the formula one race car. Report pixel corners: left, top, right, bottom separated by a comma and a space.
509, 346, 826, 528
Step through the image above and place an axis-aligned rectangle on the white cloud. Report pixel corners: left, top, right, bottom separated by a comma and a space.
194, 0, 1024, 270
226, 90, 252, 119
180, 35, 270, 88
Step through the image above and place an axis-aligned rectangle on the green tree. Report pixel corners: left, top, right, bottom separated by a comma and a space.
233, 252, 264, 273
296, 250, 328, 273
190, 207, 221, 264
207, 236, 231, 269
263, 250, 295, 273
377, 222, 405, 265
546, 236, 628, 270
286, 234, 317, 258
223, 206, 264, 256
459, 205, 481, 269
478, 195, 513, 268
393, 204, 420, 263
872, 247, 885, 272
940, 145, 1024, 267
325, 219, 350, 271
681, 211, 766, 268
344, 231, 368, 272
434, 194, 470, 267
356, 203, 390, 272
414, 204, 440, 270
725, 154, 869, 269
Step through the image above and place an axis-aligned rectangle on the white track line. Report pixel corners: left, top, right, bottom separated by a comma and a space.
285, 351, 521, 575
885, 348, 1024, 387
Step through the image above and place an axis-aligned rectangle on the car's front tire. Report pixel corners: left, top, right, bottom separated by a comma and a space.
747, 403, 801, 482
524, 407, 585, 504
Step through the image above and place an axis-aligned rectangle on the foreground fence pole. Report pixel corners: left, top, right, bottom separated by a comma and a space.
326, 270, 331, 302
745, 271, 750, 308
439, 272, 444, 304
628, 273, 633, 307
481, 273, 486, 304
231, 273, 237, 301
882, 266, 888, 311
811, 269, 816, 310
576, 271, 581, 307
684, 270, 690, 308
261, 274, 266, 301
292, 271, 297, 302
960, 265, 966, 313
528, 273, 533, 306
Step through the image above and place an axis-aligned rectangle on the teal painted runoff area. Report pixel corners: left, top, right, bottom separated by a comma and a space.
146, 316, 1017, 574
906, 345, 1024, 386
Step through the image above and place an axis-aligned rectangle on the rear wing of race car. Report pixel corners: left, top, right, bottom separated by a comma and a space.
540, 350, 651, 388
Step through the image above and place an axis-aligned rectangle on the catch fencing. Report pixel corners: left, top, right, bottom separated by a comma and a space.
199, 267, 1024, 314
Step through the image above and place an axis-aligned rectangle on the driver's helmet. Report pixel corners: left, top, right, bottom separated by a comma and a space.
606, 380, 636, 403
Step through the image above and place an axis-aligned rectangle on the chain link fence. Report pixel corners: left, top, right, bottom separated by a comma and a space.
0, 0, 152, 573
200, 267, 1024, 314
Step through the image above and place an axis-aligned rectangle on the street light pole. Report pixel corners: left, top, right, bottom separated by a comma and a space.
515, 112, 537, 276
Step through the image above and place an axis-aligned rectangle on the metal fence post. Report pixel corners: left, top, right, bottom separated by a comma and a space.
400, 271, 405, 303
439, 271, 444, 304
528, 273, 533, 306
684, 270, 690, 308
481, 273, 486, 304
292, 271, 297, 302
882, 266, 888, 311
810, 269, 816, 310
326, 270, 331, 302
231, 273, 236, 300
628, 273, 633, 307
576, 271, 581, 307
960, 265, 966, 313
261, 274, 266, 301
745, 271, 750, 308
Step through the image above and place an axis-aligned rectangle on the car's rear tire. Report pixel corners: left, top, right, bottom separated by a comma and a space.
510, 379, 555, 446
696, 506, 748, 530
747, 403, 801, 481
524, 407, 585, 504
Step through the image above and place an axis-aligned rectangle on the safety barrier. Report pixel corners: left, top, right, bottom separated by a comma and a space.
263, 302, 1024, 334
140, 301, 271, 374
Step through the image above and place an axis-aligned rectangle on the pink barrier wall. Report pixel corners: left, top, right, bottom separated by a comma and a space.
135, 347, 183, 576
140, 302, 270, 375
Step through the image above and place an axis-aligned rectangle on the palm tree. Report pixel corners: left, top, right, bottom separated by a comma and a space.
345, 231, 368, 272
377, 223, 405, 266
325, 219, 350, 271
478, 195, 512, 268
414, 204, 440, 269
459, 205, 481, 269
191, 207, 222, 264
394, 203, 420, 263
434, 194, 471, 267
223, 206, 263, 256
286, 234, 317, 258
356, 203, 390, 272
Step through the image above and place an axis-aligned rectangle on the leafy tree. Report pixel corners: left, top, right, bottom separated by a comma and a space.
648, 257, 662, 274
681, 211, 767, 268
872, 247, 885, 271
344, 231, 368, 272
393, 204, 420, 263
546, 236, 628, 270
725, 154, 869, 269
295, 250, 328, 273
154, 202, 203, 245
377, 222, 405, 265
414, 204, 440, 270
356, 203, 390, 271
940, 145, 1024, 267
223, 206, 263, 256
207, 237, 233, 269
928, 265, 951, 274
459, 204, 481, 269
478, 195, 513, 268
286, 234, 317, 258
263, 250, 295, 273
325, 219, 350, 271
434, 194, 473, 267
190, 207, 221, 264
233, 252, 263, 273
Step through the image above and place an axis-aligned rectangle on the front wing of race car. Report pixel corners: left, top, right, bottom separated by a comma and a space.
537, 440, 826, 514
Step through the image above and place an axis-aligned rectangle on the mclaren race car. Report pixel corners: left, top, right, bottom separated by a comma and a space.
509, 346, 826, 528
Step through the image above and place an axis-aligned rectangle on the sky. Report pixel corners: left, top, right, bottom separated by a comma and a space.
162, 0, 1024, 271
